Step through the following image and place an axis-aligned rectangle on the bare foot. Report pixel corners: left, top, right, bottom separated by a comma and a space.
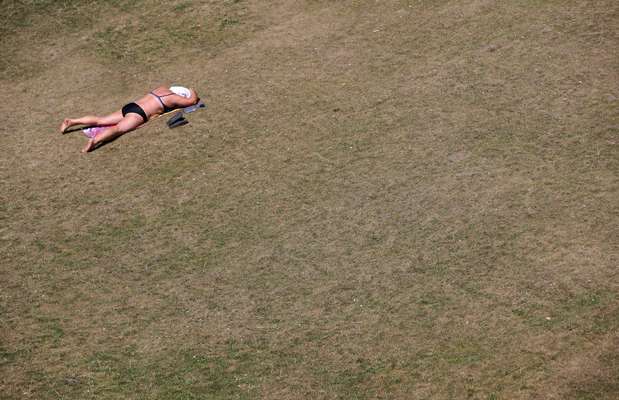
60, 118, 72, 133
81, 138, 96, 153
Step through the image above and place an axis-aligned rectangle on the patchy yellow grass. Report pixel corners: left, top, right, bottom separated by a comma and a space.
1, 0, 617, 398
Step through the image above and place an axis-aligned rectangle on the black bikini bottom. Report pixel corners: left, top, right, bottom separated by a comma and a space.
121, 102, 148, 122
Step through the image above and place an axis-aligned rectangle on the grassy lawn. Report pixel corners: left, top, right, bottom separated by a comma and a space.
1, 0, 617, 398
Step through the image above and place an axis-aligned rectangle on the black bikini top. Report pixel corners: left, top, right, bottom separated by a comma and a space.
150, 91, 176, 113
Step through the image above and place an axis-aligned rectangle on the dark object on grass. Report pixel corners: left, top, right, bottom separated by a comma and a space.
167, 111, 188, 129
169, 117, 189, 128
165, 101, 206, 129
167, 111, 183, 126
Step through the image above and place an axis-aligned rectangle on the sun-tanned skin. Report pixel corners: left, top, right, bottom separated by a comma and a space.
59, 86, 199, 153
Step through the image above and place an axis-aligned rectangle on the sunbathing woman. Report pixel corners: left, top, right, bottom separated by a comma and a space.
60, 85, 200, 152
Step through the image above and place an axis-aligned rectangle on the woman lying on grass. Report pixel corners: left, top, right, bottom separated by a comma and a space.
60, 85, 200, 153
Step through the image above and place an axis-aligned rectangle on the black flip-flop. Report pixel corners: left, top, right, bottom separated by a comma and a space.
167, 111, 185, 128
168, 116, 189, 129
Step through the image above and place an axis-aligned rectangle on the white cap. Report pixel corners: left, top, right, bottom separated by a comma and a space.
169, 86, 191, 98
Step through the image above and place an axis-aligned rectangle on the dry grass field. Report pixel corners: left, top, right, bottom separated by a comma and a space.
1, 0, 617, 398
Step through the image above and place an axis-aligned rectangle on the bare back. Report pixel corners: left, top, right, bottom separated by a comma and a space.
134, 86, 198, 118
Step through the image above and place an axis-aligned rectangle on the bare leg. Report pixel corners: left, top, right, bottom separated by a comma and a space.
82, 114, 144, 153
60, 111, 123, 133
